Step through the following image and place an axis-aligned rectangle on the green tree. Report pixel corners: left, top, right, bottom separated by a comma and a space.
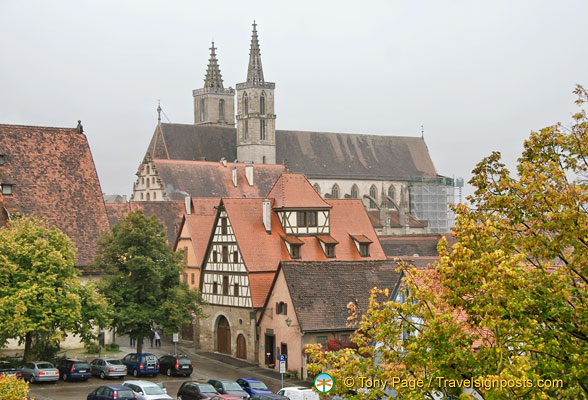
307, 86, 588, 399
95, 210, 204, 354
0, 215, 111, 361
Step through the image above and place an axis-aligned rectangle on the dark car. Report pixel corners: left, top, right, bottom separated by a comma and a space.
158, 354, 193, 377
208, 379, 249, 399
0, 360, 22, 379
177, 381, 219, 400
121, 353, 159, 377
250, 395, 290, 400
87, 384, 136, 400
237, 378, 272, 396
57, 358, 92, 381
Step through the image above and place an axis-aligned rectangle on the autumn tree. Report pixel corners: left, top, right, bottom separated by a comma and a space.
95, 210, 204, 354
307, 86, 588, 399
0, 375, 29, 400
0, 215, 111, 361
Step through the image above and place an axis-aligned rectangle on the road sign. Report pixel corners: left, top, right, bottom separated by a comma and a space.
279, 360, 286, 374
172, 333, 179, 343
279, 354, 287, 362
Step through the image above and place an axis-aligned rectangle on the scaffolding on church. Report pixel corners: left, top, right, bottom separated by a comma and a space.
409, 180, 456, 234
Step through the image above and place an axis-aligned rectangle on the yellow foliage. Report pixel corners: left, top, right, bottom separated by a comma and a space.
0, 375, 29, 400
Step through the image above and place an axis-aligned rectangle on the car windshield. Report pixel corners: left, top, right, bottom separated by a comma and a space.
199, 384, 217, 393
117, 389, 134, 398
224, 382, 243, 390
76, 362, 90, 369
37, 363, 54, 369
179, 358, 191, 365
107, 359, 123, 365
144, 386, 165, 395
250, 381, 269, 390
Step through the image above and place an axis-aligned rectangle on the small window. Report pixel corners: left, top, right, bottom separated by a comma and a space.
153, 192, 156, 200
317, 336, 328, 346
213, 282, 218, 294
276, 301, 287, 315
0, 155, 4, 165
222, 276, 229, 295
359, 243, 370, 257
219, 99, 225, 122
244, 120, 249, 140
351, 184, 359, 199
221, 217, 228, 235
146, 193, 150, 201
369, 185, 377, 209
191, 273, 195, 284
200, 98, 205, 121
213, 250, 218, 262
233, 251, 239, 263
222, 246, 229, 263
140, 193, 144, 200
146, 179, 150, 188
262, 156, 266, 164
182, 272, 188, 282
260, 120, 266, 140
141, 177, 145, 184
146, 165, 150, 174
233, 283, 239, 296
152, 177, 155, 183
290, 244, 301, 259
313, 183, 321, 195
183, 247, 188, 263
331, 184, 340, 199
260, 92, 266, 114
243, 92, 249, 114
325, 244, 335, 258
296, 211, 317, 227
1, 184, 13, 195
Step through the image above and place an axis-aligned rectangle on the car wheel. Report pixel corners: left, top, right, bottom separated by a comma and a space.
132, 368, 138, 377
100, 371, 105, 379
30, 375, 35, 384
166, 368, 172, 377
62, 373, 68, 381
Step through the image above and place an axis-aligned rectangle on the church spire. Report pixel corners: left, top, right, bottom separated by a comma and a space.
204, 41, 224, 90
246, 21, 265, 85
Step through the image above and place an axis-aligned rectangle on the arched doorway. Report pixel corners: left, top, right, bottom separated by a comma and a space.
236, 334, 247, 359
216, 316, 231, 355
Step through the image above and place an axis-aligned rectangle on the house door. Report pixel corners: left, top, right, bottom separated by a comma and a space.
280, 343, 288, 369
236, 334, 247, 359
181, 323, 193, 341
217, 316, 231, 355
264, 334, 275, 366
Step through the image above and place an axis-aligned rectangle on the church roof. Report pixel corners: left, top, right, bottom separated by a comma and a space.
0, 124, 110, 267
146, 123, 441, 181
151, 159, 285, 200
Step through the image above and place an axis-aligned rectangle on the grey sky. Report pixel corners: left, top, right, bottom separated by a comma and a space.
1, 0, 587, 199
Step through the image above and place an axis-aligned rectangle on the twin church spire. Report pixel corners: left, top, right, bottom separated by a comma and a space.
204, 42, 224, 90
246, 21, 264, 85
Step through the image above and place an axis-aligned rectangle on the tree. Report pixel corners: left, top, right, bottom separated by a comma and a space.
95, 210, 204, 354
0, 215, 111, 361
307, 86, 588, 399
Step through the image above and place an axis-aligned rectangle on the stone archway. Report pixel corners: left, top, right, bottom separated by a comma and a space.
216, 316, 231, 355
236, 334, 247, 359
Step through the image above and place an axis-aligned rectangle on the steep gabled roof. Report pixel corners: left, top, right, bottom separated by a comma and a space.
182, 198, 220, 267
0, 124, 110, 267
279, 260, 403, 332
152, 159, 285, 200
266, 173, 330, 209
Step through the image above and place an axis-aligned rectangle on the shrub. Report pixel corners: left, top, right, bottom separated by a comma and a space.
0, 374, 29, 400
85, 342, 101, 354
105, 342, 119, 351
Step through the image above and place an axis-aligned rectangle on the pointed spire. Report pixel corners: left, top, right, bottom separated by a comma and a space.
157, 100, 162, 125
204, 41, 224, 90
247, 20, 265, 85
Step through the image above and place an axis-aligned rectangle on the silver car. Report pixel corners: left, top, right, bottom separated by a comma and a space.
21, 361, 60, 383
90, 358, 128, 379
123, 380, 173, 400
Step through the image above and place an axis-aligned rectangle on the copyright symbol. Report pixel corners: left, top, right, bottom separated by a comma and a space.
343, 377, 355, 388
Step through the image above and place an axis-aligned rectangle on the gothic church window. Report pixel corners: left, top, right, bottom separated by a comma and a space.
313, 183, 321, 195
260, 120, 266, 140
331, 184, 340, 199
388, 185, 395, 208
260, 92, 265, 114
243, 92, 248, 114
369, 185, 377, 209
219, 99, 225, 122
351, 184, 359, 199
146, 193, 150, 201
200, 98, 205, 121
244, 120, 249, 140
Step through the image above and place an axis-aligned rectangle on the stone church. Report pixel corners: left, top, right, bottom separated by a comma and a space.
133, 22, 455, 234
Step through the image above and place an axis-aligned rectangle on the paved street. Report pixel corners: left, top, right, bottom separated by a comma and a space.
28, 337, 308, 400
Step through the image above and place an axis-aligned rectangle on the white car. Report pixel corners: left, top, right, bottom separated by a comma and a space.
123, 380, 173, 400
277, 387, 319, 400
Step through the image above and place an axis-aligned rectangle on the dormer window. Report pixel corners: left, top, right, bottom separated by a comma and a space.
0, 155, 5, 165
317, 235, 338, 258
350, 234, 373, 257
282, 235, 304, 259
325, 244, 336, 258
291, 244, 301, 259
1, 184, 13, 195
359, 243, 370, 257
296, 211, 317, 227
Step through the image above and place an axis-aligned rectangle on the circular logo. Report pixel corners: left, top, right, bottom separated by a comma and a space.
314, 373, 334, 393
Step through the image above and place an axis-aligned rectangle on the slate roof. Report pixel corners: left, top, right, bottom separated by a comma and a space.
366, 210, 428, 229
105, 200, 186, 245
0, 124, 110, 267
145, 124, 440, 181
279, 260, 403, 332
379, 234, 457, 258
152, 159, 285, 200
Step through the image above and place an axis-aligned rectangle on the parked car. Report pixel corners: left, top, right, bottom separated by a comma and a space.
177, 381, 220, 400
87, 384, 136, 400
121, 353, 159, 377
21, 361, 59, 383
276, 387, 319, 400
57, 358, 92, 381
250, 395, 290, 400
237, 378, 273, 396
123, 380, 173, 400
91, 358, 128, 379
0, 360, 22, 378
158, 354, 193, 377
208, 379, 249, 399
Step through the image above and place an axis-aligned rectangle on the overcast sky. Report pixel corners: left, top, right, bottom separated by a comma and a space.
2, 0, 587, 199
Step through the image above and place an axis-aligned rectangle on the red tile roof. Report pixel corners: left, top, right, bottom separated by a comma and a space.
152, 159, 285, 200
0, 124, 110, 267
249, 272, 276, 308
183, 198, 219, 266
266, 173, 330, 209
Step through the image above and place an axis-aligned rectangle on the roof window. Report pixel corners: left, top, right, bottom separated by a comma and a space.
1, 184, 13, 196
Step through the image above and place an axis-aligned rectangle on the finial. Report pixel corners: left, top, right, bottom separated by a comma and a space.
421, 124, 424, 139
253, 20, 257, 31
157, 100, 162, 125
76, 120, 83, 134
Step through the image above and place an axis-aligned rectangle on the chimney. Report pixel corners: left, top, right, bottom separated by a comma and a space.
232, 167, 238, 187
262, 199, 271, 232
220, 157, 227, 167
245, 164, 254, 186
185, 196, 192, 214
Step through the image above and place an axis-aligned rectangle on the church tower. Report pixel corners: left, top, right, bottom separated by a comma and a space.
236, 22, 276, 164
193, 42, 235, 126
